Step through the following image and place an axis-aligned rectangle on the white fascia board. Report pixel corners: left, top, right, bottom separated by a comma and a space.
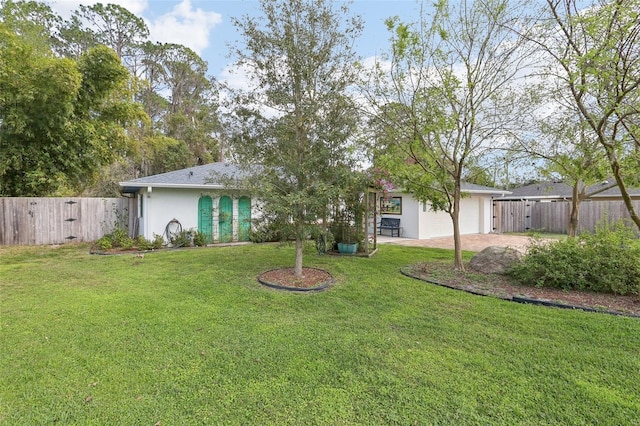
119, 182, 231, 190
465, 189, 512, 195
386, 188, 512, 196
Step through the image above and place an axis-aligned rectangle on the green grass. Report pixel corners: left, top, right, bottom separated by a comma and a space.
1, 243, 639, 425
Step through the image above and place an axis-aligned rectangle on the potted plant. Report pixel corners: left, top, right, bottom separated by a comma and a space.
331, 213, 360, 254
337, 227, 359, 254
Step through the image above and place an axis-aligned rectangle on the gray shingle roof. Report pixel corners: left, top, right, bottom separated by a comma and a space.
119, 162, 251, 192
120, 162, 512, 196
500, 179, 640, 200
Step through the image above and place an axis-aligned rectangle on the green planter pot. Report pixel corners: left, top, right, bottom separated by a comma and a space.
337, 242, 358, 254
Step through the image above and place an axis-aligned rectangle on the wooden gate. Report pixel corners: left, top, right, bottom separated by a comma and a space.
0, 197, 132, 245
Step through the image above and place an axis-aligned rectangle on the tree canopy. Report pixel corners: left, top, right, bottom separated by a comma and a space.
366, 0, 531, 270
0, 0, 221, 196
226, 0, 364, 276
0, 25, 143, 196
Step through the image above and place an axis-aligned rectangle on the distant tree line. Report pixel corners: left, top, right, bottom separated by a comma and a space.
0, 0, 220, 196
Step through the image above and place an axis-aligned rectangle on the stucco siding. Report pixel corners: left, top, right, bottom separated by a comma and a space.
380, 193, 494, 239
139, 187, 255, 243
420, 206, 452, 239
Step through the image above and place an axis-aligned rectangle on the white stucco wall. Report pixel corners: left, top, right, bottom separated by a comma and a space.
137, 187, 255, 243
378, 193, 494, 239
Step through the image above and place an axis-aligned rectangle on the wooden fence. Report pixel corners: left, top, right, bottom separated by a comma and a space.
0, 197, 134, 245
494, 200, 640, 234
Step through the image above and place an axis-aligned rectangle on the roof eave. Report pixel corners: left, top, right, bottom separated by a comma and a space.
119, 182, 231, 191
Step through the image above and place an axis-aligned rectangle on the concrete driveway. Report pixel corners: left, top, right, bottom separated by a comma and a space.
377, 233, 545, 252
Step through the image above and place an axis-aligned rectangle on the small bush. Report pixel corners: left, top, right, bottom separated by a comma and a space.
111, 228, 133, 248
96, 236, 112, 251
508, 222, 640, 295
193, 231, 207, 247
250, 216, 290, 243
151, 233, 164, 249
170, 230, 193, 247
136, 236, 153, 251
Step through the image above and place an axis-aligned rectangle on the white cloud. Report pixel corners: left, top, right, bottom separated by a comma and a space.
49, 1, 221, 56
146, 0, 222, 55
219, 63, 253, 91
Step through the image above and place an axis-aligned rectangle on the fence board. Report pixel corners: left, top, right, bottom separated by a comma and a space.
495, 200, 640, 234
0, 197, 133, 246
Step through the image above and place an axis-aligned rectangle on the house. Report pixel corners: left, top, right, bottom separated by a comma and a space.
120, 162, 510, 243
495, 180, 640, 202
120, 162, 256, 244
378, 183, 511, 239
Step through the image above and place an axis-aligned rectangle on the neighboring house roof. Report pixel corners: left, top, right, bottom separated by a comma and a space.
388, 182, 511, 196
460, 183, 512, 195
498, 180, 640, 200
119, 162, 249, 193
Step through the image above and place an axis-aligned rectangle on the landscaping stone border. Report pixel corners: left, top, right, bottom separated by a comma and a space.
400, 267, 640, 318
257, 267, 333, 292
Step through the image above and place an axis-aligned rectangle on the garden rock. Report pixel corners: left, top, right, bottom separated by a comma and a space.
469, 246, 522, 274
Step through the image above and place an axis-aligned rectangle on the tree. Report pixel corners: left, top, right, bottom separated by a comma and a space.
53, 4, 220, 187
226, 0, 363, 277
58, 2, 149, 68
366, 0, 531, 270
514, 99, 614, 236
0, 26, 140, 196
531, 0, 640, 230
157, 43, 219, 165
0, 0, 60, 52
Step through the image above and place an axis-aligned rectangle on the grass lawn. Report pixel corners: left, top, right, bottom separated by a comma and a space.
1, 242, 639, 425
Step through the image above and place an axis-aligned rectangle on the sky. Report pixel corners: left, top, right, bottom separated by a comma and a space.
47, 0, 424, 79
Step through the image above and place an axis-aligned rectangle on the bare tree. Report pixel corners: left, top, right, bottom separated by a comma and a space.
532, 0, 640, 230
366, 0, 532, 270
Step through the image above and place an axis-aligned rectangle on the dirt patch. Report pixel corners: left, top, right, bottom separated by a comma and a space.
404, 262, 640, 317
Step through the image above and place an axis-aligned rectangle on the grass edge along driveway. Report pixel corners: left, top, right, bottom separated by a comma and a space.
1, 243, 639, 425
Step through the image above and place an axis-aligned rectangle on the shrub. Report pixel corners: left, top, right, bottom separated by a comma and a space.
111, 228, 133, 248
508, 222, 640, 295
170, 230, 193, 247
193, 231, 207, 247
96, 236, 112, 251
95, 228, 135, 251
250, 216, 290, 243
151, 233, 164, 249
136, 236, 153, 251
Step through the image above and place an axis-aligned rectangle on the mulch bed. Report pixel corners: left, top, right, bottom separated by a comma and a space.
258, 267, 333, 292
403, 262, 640, 318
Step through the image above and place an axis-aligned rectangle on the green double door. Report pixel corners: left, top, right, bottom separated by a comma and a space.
199, 195, 250, 243
198, 196, 213, 243
218, 196, 233, 243
238, 196, 251, 242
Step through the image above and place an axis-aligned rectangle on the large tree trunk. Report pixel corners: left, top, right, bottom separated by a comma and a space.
294, 206, 305, 277
610, 159, 640, 231
452, 187, 464, 271
294, 236, 304, 278
568, 183, 580, 237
